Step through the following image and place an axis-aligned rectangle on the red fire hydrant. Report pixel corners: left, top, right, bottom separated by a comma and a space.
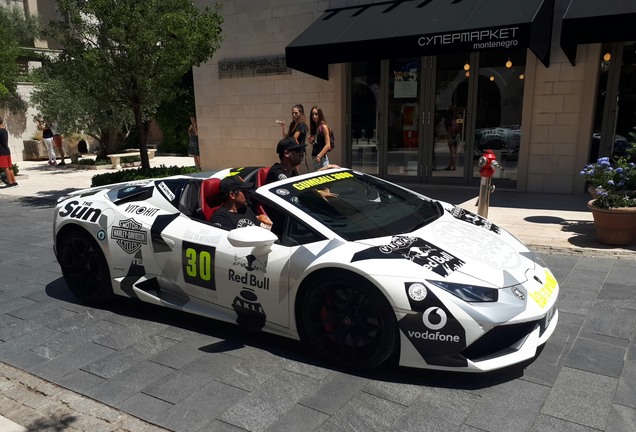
477, 150, 502, 218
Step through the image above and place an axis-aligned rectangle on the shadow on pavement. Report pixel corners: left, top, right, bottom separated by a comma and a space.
26, 415, 77, 431
17, 188, 81, 207
44, 277, 529, 392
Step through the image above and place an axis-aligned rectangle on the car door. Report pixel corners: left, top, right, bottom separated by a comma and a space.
154, 214, 292, 330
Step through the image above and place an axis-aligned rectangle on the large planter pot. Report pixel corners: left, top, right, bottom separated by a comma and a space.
587, 199, 636, 246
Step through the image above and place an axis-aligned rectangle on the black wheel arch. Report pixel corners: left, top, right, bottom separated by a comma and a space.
56, 223, 105, 257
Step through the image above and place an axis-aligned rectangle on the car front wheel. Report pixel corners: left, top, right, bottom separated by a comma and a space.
58, 230, 114, 304
300, 275, 399, 370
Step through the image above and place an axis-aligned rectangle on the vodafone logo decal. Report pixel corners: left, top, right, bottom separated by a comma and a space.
422, 307, 447, 330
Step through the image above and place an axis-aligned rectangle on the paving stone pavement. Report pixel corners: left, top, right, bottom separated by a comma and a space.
0, 163, 635, 431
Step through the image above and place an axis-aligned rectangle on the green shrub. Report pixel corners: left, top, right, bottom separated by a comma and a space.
11, 163, 19, 176
120, 155, 141, 164
77, 158, 96, 165
91, 165, 199, 187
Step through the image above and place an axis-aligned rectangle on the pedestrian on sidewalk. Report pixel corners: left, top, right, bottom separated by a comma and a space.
51, 122, 65, 166
37, 120, 57, 165
308, 106, 333, 170
0, 118, 18, 187
188, 116, 200, 170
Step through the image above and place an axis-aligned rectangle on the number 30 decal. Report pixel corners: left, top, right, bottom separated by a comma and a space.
182, 241, 216, 290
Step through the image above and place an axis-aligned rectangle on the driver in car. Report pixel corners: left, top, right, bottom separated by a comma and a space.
210, 177, 272, 230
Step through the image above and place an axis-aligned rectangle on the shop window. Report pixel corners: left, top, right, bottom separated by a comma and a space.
472, 50, 526, 180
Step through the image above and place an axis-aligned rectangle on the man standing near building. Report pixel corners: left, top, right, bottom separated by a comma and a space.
51, 122, 65, 166
0, 118, 18, 187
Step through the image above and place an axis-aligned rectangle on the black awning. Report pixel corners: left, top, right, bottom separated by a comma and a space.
286, 0, 554, 79
561, 0, 636, 65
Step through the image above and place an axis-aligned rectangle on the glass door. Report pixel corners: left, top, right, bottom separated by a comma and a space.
471, 50, 527, 183
351, 61, 381, 174
594, 41, 636, 161
386, 58, 421, 177
430, 54, 471, 180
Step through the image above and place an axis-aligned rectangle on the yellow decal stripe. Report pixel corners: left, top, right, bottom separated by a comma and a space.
529, 269, 558, 309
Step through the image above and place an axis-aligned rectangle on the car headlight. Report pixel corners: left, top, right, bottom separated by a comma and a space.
427, 280, 498, 303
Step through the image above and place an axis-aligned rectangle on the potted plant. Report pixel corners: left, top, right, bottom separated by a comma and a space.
580, 155, 636, 245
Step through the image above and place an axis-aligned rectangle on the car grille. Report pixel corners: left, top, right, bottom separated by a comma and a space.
460, 320, 539, 362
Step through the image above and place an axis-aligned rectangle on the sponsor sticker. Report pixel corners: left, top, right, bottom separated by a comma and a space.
529, 269, 558, 309
422, 307, 447, 330
233, 254, 267, 272
58, 200, 102, 223
228, 269, 270, 290
157, 182, 175, 201
111, 218, 147, 254
352, 236, 465, 277
291, 171, 353, 191
233, 289, 266, 331
124, 204, 160, 217
398, 286, 467, 367
447, 206, 500, 234
408, 283, 427, 302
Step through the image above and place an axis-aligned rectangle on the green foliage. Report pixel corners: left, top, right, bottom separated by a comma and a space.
11, 163, 19, 176
119, 155, 141, 164
91, 165, 198, 187
45, 0, 224, 169
77, 159, 96, 165
155, 72, 194, 154
0, 5, 40, 112
581, 152, 636, 208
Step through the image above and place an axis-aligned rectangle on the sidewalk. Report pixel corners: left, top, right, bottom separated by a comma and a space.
3, 156, 631, 257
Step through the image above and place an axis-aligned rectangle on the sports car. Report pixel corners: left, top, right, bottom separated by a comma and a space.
53, 166, 559, 372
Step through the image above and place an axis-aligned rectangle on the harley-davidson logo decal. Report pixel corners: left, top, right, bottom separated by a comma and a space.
111, 218, 147, 254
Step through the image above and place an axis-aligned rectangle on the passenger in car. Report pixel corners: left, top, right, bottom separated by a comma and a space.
210, 177, 272, 230
264, 137, 305, 184
265, 137, 339, 185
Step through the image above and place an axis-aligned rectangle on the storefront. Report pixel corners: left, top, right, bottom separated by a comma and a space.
561, 1, 636, 162
194, 0, 636, 194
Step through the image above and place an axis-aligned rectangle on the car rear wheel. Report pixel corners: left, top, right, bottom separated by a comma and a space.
58, 230, 114, 304
300, 275, 399, 370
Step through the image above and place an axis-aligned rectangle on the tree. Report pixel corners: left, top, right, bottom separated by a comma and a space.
45, 0, 223, 168
0, 5, 39, 112
30, 71, 133, 158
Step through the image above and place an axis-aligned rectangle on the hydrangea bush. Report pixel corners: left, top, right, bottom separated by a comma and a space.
580, 156, 636, 208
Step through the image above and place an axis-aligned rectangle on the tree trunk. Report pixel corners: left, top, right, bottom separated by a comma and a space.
134, 104, 151, 169
95, 129, 124, 160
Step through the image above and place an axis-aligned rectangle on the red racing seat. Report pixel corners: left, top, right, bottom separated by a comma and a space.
256, 167, 270, 188
199, 178, 222, 221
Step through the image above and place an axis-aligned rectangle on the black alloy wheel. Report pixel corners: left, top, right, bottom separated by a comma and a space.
58, 230, 114, 304
301, 275, 399, 370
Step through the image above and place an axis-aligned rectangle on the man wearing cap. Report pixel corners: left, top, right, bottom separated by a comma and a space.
210, 176, 272, 230
264, 137, 305, 184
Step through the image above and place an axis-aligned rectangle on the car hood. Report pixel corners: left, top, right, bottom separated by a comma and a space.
352, 206, 535, 288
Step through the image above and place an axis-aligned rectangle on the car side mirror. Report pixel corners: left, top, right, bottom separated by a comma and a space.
227, 225, 278, 255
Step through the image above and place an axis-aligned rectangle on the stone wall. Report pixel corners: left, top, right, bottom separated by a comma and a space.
194, 0, 342, 170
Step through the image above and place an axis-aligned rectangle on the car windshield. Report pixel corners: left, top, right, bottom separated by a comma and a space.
269, 170, 442, 241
